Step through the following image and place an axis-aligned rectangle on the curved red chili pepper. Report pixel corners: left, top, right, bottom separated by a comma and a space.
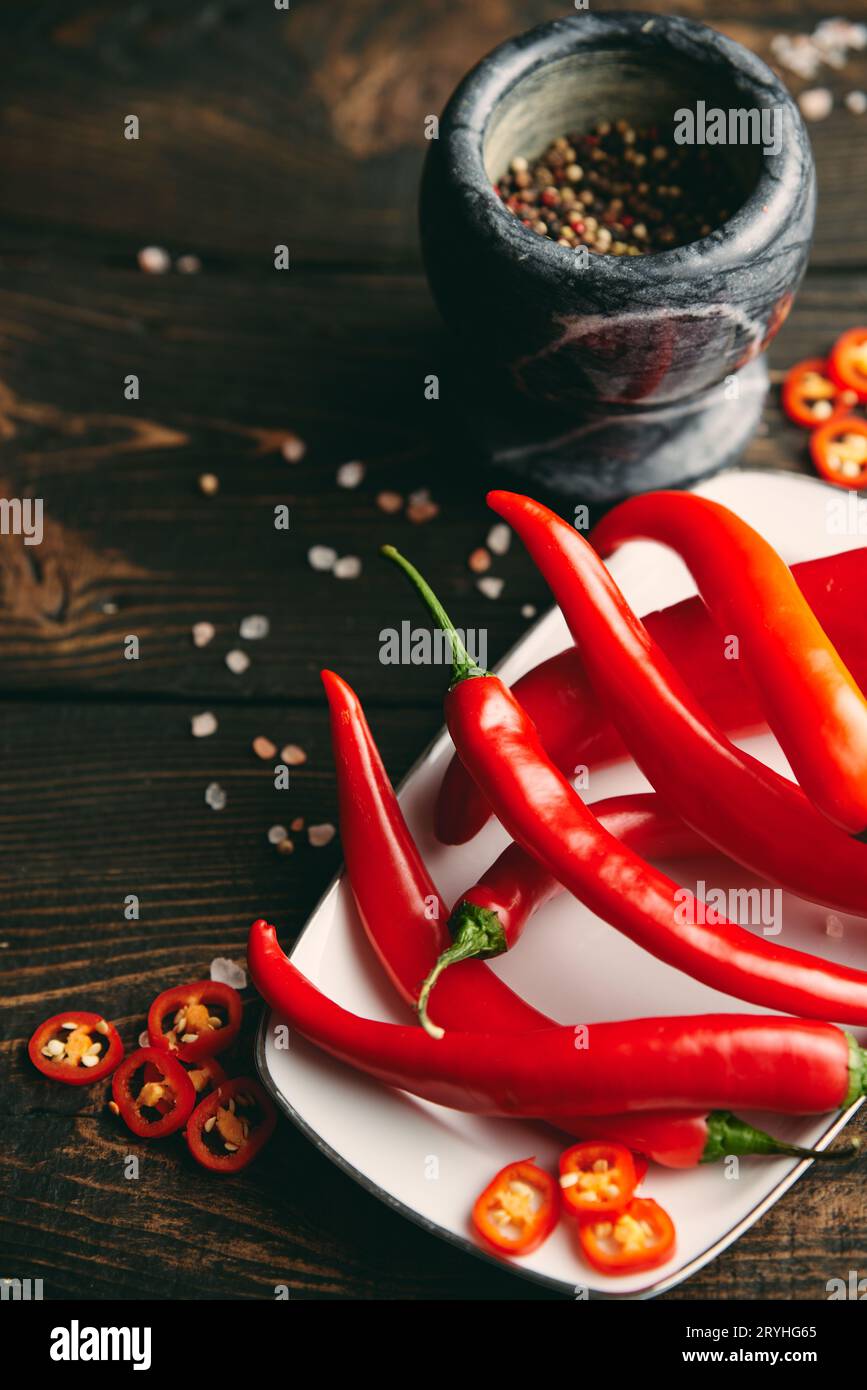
484, 494, 867, 917
383, 544, 867, 1030
321, 668, 714, 1163
248, 920, 866, 1119
435, 547, 867, 846
419, 794, 708, 1030
592, 491, 867, 838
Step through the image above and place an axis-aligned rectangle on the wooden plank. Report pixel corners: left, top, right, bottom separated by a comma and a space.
0, 264, 863, 698
1, 696, 864, 1300
0, 1, 864, 269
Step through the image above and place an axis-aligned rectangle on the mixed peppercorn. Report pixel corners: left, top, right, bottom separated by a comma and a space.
495, 119, 741, 255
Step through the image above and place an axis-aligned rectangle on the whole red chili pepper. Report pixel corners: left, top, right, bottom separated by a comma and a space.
248, 920, 867, 1120
383, 544, 867, 1029
320, 670, 815, 1167
592, 491, 867, 838
483, 495, 867, 917
419, 793, 708, 1030
435, 546, 867, 846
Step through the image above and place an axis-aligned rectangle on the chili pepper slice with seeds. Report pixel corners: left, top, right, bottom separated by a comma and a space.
185, 1077, 276, 1173
420, 793, 707, 1031
782, 357, 856, 429
142, 1054, 227, 1113
480, 496, 867, 918
578, 1197, 675, 1274
434, 547, 867, 846
384, 542, 867, 1028
319, 672, 859, 1166
112, 1047, 196, 1138
29, 1011, 124, 1086
811, 417, 867, 490
558, 1142, 638, 1220
592, 490, 867, 838
147, 980, 242, 1062
248, 921, 867, 1119
472, 1160, 559, 1256
829, 326, 867, 402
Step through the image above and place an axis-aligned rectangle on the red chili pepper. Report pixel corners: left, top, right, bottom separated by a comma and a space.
320, 670, 860, 1166
147, 980, 242, 1062
28, 1011, 124, 1086
578, 1197, 675, 1274
558, 1141, 637, 1219
811, 416, 867, 490
829, 326, 867, 402
782, 357, 856, 429
591, 491, 867, 838
111, 1047, 196, 1138
321, 669, 713, 1164
185, 1077, 276, 1173
383, 542, 867, 1025
472, 1159, 559, 1255
480, 497, 867, 918
248, 921, 867, 1118
419, 793, 707, 1030
435, 547, 867, 846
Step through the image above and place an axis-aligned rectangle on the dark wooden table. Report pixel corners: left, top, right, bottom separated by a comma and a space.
2, 0, 866, 1301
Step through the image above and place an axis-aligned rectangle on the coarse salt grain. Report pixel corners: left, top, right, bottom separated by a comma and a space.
138, 245, 171, 274
377, 491, 403, 514
253, 735, 277, 760
477, 576, 504, 600
281, 434, 307, 463
205, 782, 227, 810
308, 545, 337, 572
308, 823, 336, 848
280, 744, 307, 766
267, 824, 289, 845
799, 88, 833, 121
333, 555, 362, 579
225, 649, 250, 675
825, 914, 845, 939
486, 523, 511, 556
192, 621, 215, 648
240, 614, 269, 640
336, 460, 365, 488
191, 711, 218, 738
846, 91, 867, 114
211, 957, 247, 990
521, 604, 537, 619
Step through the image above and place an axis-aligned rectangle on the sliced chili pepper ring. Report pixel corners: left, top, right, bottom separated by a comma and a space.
810, 417, 867, 489
112, 1047, 197, 1137
147, 980, 242, 1062
829, 327, 867, 403
471, 1159, 559, 1256
28, 1011, 124, 1086
185, 1077, 276, 1173
782, 357, 856, 429
142, 1055, 226, 1113
558, 1141, 638, 1219
578, 1196, 676, 1274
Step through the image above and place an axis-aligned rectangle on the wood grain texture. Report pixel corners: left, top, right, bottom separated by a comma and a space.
1, 0, 866, 1301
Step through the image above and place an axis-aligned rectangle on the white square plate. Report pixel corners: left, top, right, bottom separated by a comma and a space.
256, 469, 865, 1298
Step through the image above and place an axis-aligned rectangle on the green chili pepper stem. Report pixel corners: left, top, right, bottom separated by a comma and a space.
416, 904, 507, 1040
380, 545, 489, 688
843, 1034, 867, 1108
701, 1110, 862, 1164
